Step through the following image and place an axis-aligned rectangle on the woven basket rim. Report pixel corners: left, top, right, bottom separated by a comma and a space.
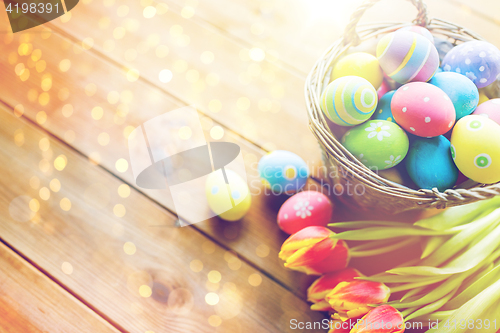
305, 16, 500, 209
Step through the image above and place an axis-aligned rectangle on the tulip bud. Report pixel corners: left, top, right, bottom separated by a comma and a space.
307, 268, 363, 311
325, 280, 390, 319
279, 226, 350, 275
350, 305, 405, 333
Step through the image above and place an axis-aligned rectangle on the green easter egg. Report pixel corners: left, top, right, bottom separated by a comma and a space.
321, 76, 378, 126
342, 120, 409, 170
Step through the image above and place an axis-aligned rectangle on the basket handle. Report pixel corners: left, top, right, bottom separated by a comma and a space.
343, 0, 429, 46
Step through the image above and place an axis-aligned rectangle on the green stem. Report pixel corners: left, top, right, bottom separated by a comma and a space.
350, 237, 419, 257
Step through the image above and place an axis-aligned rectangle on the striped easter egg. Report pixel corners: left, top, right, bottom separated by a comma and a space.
376, 30, 439, 84
320, 76, 378, 126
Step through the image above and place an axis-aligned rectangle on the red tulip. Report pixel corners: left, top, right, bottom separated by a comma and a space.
325, 280, 390, 320
350, 305, 405, 333
279, 226, 350, 275
307, 268, 363, 311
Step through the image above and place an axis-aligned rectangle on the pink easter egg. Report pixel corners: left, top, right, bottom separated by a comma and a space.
472, 98, 500, 125
397, 26, 434, 44
377, 79, 391, 99
391, 82, 456, 137
277, 191, 334, 235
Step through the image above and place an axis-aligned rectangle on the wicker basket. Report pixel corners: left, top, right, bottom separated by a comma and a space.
305, 0, 500, 214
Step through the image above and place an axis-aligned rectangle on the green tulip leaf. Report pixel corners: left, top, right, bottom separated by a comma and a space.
414, 197, 500, 231
425, 278, 500, 333
444, 263, 500, 311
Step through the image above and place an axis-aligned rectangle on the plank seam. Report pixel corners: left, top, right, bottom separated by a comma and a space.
0, 100, 308, 302
0, 237, 127, 333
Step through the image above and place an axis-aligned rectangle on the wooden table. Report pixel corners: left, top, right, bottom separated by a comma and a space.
0, 0, 499, 332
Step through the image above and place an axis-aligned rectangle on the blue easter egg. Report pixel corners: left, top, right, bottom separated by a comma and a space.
372, 90, 396, 122
442, 40, 500, 88
429, 72, 479, 120
258, 150, 309, 193
405, 136, 458, 191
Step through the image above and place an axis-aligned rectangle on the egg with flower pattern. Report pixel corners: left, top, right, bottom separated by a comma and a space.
342, 120, 409, 170
451, 115, 500, 184
442, 40, 500, 88
277, 191, 334, 235
258, 150, 309, 193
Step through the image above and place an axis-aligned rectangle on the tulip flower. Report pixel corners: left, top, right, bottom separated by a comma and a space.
307, 268, 363, 311
327, 317, 360, 333
325, 280, 390, 320
279, 226, 350, 275
350, 305, 404, 333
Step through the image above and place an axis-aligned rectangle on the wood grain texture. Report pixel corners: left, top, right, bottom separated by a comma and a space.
0, 241, 120, 333
161, 0, 500, 75
44, 0, 323, 165
0, 105, 325, 333
0, 15, 323, 294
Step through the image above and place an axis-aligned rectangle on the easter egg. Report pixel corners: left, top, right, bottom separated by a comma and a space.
277, 191, 334, 235
451, 115, 500, 184
377, 79, 391, 99
205, 169, 251, 221
321, 76, 378, 126
405, 136, 458, 191
398, 26, 434, 43
391, 82, 456, 137
478, 91, 489, 105
472, 98, 500, 125
434, 38, 454, 62
376, 30, 439, 84
442, 40, 500, 88
342, 120, 409, 170
258, 150, 309, 193
429, 72, 479, 120
372, 90, 395, 122
331, 52, 384, 89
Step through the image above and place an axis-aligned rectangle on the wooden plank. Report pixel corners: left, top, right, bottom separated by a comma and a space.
161, 0, 500, 75
0, 17, 320, 293
447, 0, 500, 25
0, 241, 120, 333
41, 0, 323, 166
0, 105, 325, 332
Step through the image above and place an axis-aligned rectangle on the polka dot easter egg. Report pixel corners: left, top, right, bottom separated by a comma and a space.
331, 52, 384, 89
398, 26, 434, 43
376, 30, 439, 84
391, 82, 456, 137
429, 72, 479, 120
321, 76, 378, 126
472, 98, 500, 125
277, 191, 334, 235
406, 136, 458, 192
342, 120, 409, 170
451, 115, 500, 184
258, 150, 309, 193
442, 40, 500, 88
205, 169, 251, 221
372, 90, 395, 122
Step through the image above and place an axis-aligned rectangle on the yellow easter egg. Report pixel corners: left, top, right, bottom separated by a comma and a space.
331, 52, 383, 90
478, 91, 489, 105
451, 115, 500, 184
205, 169, 251, 221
